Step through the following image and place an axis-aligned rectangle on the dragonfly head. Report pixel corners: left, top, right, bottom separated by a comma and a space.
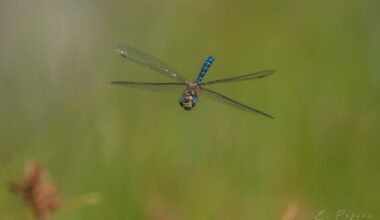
179, 84, 200, 111
179, 94, 198, 111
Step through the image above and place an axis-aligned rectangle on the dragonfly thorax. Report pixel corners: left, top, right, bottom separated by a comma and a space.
179, 84, 200, 111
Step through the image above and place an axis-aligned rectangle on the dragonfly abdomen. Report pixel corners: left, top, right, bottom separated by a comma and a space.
195, 56, 215, 84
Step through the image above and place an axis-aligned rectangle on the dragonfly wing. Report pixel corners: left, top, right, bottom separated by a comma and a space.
111, 81, 185, 92
200, 87, 273, 118
114, 44, 188, 83
199, 69, 274, 86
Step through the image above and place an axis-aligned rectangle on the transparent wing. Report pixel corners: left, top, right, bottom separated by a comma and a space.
111, 81, 185, 92
199, 69, 274, 86
200, 87, 273, 118
114, 44, 188, 83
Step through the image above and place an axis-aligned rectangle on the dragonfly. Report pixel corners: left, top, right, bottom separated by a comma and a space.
112, 44, 274, 118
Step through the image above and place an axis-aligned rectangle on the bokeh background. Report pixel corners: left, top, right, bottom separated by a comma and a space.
0, 0, 379, 219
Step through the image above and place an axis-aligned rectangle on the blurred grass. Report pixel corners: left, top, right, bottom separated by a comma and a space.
0, 0, 379, 219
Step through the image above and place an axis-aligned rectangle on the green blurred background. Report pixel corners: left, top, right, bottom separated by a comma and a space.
0, 0, 379, 219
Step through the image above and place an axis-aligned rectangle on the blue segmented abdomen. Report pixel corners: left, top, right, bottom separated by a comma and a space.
195, 56, 215, 84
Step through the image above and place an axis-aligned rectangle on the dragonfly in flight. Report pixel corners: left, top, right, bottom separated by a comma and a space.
112, 44, 274, 118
